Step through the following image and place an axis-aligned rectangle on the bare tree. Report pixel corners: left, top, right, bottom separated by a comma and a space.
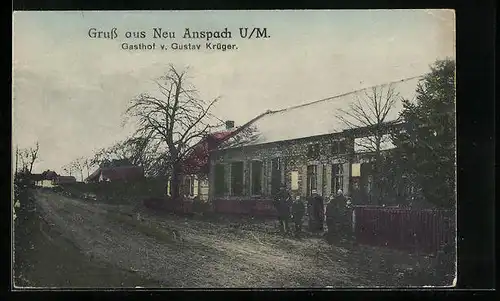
28, 142, 40, 173
90, 147, 112, 168
70, 158, 85, 182
82, 157, 93, 179
16, 142, 40, 174
222, 125, 261, 148
336, 84, 401, 204
125, 65, 220, 200
62, 163, 73, 176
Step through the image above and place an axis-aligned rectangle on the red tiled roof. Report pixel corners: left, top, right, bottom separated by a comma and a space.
182, 131, 234, 174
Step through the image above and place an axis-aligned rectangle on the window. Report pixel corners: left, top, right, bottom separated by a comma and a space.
307, 144, 320, 159
214, 164, 225, 196
351, 163, 361, 177
332, 140, 347, 154
166, 177, 172, 196
273, 157, 282, 170
231, 162, 244, 196
251, 161, 263, 195
307, 165, 318, 196
331, 163, 344, 193
183, 176, 195, 196
290, 171, 299, 191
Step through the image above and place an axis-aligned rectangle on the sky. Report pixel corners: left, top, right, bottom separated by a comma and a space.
12, 10, 455, 174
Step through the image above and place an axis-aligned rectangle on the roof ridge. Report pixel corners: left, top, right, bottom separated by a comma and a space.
272, 75, 425, 113
222, 75, 424, 143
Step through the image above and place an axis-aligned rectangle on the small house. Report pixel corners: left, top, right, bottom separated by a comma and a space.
54, 175, 77, 185
85, 165, 145, 183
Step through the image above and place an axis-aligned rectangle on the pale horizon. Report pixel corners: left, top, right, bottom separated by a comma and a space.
12, 10, 455, 175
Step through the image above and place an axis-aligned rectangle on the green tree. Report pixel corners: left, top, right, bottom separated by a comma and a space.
392, 59, 456, 208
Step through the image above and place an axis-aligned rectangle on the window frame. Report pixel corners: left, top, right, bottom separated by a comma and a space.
332, 139, 347, 155
331, 163, 344, 194
230, 161, 244, 196
250, 160, 263, 196
306, 165, 318, 196
214, 163, 226, 196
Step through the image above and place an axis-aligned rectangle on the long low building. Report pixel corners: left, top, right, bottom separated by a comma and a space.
206, 77, 421, 215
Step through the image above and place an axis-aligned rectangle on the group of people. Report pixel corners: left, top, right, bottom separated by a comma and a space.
272, 184, 352, 240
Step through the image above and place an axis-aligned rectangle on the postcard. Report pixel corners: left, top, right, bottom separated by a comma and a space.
12, 10, 456, 289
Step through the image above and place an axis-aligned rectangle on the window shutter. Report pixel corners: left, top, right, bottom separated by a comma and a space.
343, 163, 350, 194
301, 165, 308, 196
317, 165, 323, 196
193, 177, 199, 196
325, 165, 332, 196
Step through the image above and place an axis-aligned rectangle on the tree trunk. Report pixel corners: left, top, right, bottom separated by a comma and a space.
170, 163, 182, 202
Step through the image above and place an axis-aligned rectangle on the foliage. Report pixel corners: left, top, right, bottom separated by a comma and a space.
391, 59, 456, 209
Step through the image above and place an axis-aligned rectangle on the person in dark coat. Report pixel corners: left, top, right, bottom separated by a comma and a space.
325, 194, 337, 240
326, 190, 346, 240
291, 195, 306, 236
273, 184, 292, 234
328, 189, 348, 241
307, 190, 325, 232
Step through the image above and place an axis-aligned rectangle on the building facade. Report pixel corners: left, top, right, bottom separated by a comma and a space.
209, 133, 355, 201
204, 77, 423, 214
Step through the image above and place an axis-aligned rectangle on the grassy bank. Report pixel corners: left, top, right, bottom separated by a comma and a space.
105, 211, 181, 244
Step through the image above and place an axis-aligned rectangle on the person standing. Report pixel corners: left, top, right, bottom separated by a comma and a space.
307, 190, 325, 233
291, 195, 306, 237
325, 194, 337, 241
273, 184, 292, 234
335, 190, 349, 240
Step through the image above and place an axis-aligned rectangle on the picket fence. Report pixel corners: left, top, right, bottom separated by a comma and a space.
353, 206, 455, 254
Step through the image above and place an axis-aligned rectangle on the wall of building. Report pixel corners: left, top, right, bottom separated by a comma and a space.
209, 133, 356, 201
166, 174, 210, 201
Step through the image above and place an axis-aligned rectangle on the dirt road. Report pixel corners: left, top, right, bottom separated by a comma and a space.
24, 189, 442, 288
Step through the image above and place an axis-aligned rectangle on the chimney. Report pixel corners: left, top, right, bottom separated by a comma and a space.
225, 120, 235, 130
